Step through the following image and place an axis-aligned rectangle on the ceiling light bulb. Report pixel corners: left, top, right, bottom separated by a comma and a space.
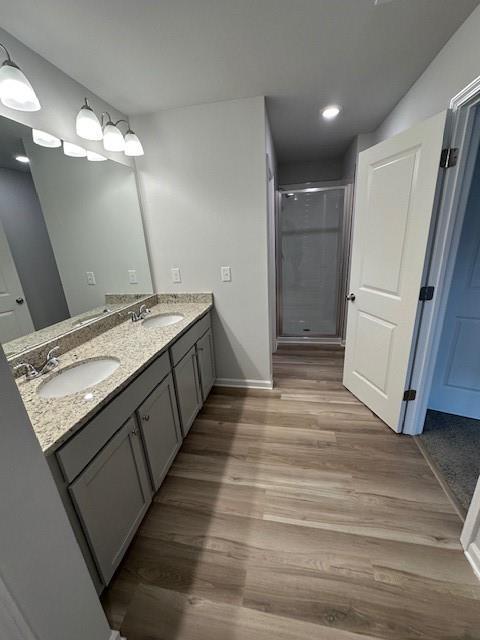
103, 122, 125, 152
76, 99, 103, 140
86, 150, 107, 162
124, 130, 144, 157
15, 155, 29, 163
63, 141, 87, 158
321, 105, 341, 120
0, 59, 41, 112
32, 128, 61, 148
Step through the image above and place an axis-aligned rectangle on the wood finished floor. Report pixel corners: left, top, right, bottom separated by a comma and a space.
102, 346, 480, 640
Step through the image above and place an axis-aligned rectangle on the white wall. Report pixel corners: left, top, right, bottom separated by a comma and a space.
375, 6, 480, 142
278, 158, 343, 186
0, 27, 130, 165
0, 348, 111, 640
132, 96, 272, 386
265, 112, 277, 350
26, 139, 152, 316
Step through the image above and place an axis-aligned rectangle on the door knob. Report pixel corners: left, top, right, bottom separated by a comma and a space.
16, 297, 24, 304
346, 293, 356, 302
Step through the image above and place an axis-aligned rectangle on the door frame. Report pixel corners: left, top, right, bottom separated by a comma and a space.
275, 183, 353, 343
403, 75, 480, 436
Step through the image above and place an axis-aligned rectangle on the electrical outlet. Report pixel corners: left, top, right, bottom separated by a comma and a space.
128, 269, 138, 284
171, 267, 181, 283
221, 266, 231, 282
86, 271, 96, 285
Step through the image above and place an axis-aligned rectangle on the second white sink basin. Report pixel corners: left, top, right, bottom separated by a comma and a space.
142, 313, 184, 329
37, 357, 120, 399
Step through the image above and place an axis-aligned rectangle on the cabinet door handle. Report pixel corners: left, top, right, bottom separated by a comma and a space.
197, 347, 204, 352
16, 297, 24, 305
132, 425, 138, 435
142, 414, 150, 422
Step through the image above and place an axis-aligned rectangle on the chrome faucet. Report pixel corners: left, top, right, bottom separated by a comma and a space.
13, 346, 61, 381
128, 304, 151, 322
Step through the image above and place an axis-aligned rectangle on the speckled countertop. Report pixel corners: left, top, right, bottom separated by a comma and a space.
16, 299, 212, 455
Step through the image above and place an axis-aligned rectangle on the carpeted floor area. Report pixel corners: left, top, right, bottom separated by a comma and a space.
418, 410, 480, 513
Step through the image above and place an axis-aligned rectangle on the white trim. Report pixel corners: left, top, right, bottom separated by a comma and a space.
214, 377, 273, 390
450, 74, 480, 111
465, 544, 480, 582
110, 631, 126, 640
461, 478, 480, 548
276, 336, 343, 346
0, 575, 37, 640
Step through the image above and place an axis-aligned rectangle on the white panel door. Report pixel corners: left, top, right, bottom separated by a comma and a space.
0, 221, 34, 344
343, 111, 447, 431
429, 158, 480, 419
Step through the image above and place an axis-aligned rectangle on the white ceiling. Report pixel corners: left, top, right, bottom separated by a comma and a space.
0, 0, 478, 163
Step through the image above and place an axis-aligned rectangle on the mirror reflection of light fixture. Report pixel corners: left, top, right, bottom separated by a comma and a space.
63, 141, 87, 157
15, 155, 30, 163
32, 128, 61, 148
102, 113, 125, 152
86, 150, 107, 162
76, 98, 103, 140
0, 43, 41, 111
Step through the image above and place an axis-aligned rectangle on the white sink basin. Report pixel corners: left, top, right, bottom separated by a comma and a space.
142, 313, 184, 329
37, 358, 120, 399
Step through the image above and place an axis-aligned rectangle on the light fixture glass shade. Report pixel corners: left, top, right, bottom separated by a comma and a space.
0, 61, 41, 111
76, 104, 103, 140
86, 150, 107, 162
124, 130, 144, 156
32, 128, 61, 148
103, 123, 125, 152
63, 141, 87, 157
321, 105, 341, 120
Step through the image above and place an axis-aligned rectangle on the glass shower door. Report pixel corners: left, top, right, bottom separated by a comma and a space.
278, 187, 345, 338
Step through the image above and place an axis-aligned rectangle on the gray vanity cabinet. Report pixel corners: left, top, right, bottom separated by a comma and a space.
197, 328, 215, 400
137, 373, 182, 490
174, 345, 203, 436
69, 416, 151, 585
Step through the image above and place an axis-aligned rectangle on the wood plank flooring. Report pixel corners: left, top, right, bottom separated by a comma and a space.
102, 346, 480, 640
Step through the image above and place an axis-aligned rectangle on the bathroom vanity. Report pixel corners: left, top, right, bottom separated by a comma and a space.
14, 295, 214, 592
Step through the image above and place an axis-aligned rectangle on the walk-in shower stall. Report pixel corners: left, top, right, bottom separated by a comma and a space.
276, 185, 352, 343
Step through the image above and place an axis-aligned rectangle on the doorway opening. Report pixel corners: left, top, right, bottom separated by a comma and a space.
276, 185, 352, 344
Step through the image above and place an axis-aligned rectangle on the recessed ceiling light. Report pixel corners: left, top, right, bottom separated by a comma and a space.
321, 105, 341, 120
15, 155, 29, 163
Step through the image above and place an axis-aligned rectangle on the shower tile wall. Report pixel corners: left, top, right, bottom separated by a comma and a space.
279, 188, 344, 337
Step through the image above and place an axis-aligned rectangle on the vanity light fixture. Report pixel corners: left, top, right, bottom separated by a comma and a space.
102, 113, 125, 152
0, 43, 41, 111
76, 98, 103, 140
63, 141, 87, 158
86, 150, 107, 162
124, 129, 144, 157
32, 128, 61, 148
15, 155, 30, 163
321, 105, 341, 120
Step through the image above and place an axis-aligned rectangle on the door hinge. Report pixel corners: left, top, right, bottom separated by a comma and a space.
440, 147, 458, 168
419, 285, 434, 301
403, 389, 417, 401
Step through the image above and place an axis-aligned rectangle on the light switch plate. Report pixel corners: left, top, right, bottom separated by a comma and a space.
128, 269, 138, 284
221, 266, 231, 282
86, 271, 96, 285
171, 267, 181, 283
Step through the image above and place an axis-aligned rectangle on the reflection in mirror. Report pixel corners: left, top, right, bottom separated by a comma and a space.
0, 115, 153, 358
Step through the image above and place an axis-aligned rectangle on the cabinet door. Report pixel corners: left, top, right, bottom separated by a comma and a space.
174, 345, 202, 437
137, 373, 182, 491
69, 417, 151, 585
197, 329, 215, 401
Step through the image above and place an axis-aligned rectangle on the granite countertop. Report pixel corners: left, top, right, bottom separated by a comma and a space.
16, 300, 212, 455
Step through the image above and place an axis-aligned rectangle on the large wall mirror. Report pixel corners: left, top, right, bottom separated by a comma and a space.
0, 115, 153, 358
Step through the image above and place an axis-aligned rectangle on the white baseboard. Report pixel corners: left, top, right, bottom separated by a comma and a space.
110, 631, 126, 640
215, 377, 273, 390
465, 543, 480, 581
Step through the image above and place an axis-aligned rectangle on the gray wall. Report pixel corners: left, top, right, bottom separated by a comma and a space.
132, 96, 272, 386
278, 158, 343, 186
374, 5, 480, 142
0, 167, 69, 330
0, 347, 111, 640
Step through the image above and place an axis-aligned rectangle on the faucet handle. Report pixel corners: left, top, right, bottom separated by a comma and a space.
13, 363, 40, 380
46, 345, 60, 360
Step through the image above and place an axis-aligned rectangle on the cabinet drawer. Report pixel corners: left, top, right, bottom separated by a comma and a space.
57, 351, 170, 483
170, 313, 210, 366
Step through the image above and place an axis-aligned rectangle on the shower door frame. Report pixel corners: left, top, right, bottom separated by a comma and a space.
276, 184, 353, 343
